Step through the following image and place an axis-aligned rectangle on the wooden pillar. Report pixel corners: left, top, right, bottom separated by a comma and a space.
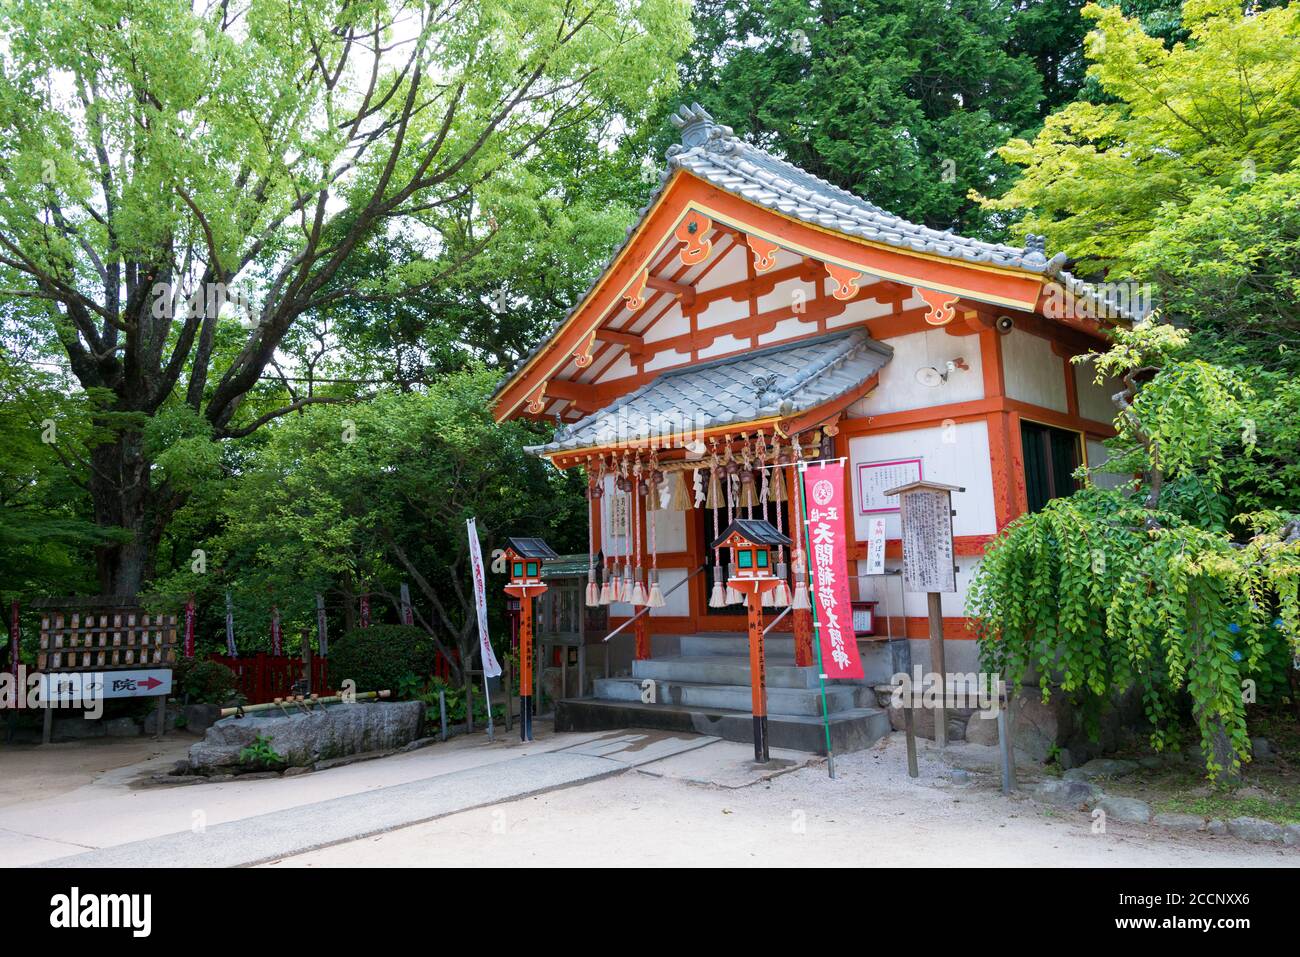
787, 464, 815, 667
928, 592, 947, 748
519, 595, 533, 742
634, 612, 651, 661
746, 591, 769, 763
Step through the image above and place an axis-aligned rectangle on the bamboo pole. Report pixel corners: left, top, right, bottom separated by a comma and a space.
220, 689, 390, 718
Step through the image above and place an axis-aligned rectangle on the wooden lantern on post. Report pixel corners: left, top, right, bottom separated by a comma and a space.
711, 519, 792, 763
502, 537, 559, 742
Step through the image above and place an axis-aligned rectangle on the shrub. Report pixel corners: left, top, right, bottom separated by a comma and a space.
330, 625, 436, 694
175, 657, 239, 705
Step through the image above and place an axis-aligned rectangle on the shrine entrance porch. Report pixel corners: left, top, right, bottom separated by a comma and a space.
554, 632, 890, 755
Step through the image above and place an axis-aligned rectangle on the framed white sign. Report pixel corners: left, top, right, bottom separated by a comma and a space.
857, 458, 923, 514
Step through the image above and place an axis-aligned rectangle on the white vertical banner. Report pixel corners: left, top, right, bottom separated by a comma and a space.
865, 516, 887, 577
467, 518, 502, 678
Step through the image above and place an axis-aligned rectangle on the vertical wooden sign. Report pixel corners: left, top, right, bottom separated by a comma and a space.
884, 479, 963, 748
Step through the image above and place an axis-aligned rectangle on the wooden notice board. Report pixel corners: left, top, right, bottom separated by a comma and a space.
891, 484, 959, 594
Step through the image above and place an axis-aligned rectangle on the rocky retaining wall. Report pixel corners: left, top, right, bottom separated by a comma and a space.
188, 701, 424, 770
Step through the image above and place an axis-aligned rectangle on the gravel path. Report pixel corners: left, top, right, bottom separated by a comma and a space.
269, 733, 1299, 868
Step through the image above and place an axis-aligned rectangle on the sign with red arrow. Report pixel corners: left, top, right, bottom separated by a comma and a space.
40, 668, 173, 703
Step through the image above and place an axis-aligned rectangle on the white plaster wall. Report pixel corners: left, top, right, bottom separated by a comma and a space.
849, 330, 983, 416
594, 352, 634, 384
649, 507, 687, 553
1075, 356, 1122, 425
758, 316, 812, 345
854, 556, 982, 620
642, 306, 690, 344
694, 243, 747, 292
697, 332, 748, 359
827, 297, 896, 329
846, 422, 997, 541
756, 276, 818, 315
607, 567, 690, 618
641, 348, 690, 373
651, 567, 690, 617
696, 292, 748, 329
1003, 328, 1067, 412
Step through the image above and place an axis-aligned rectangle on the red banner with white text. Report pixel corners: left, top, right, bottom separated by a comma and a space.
802, 462, 864, 680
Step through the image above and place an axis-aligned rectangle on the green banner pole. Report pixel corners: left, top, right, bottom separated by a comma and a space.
797, 459, 837, 779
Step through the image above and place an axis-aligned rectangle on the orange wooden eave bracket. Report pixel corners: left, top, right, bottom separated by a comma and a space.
495, 170, 1053, 422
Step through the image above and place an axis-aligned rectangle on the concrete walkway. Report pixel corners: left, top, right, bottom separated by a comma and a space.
22, 729, 718, 867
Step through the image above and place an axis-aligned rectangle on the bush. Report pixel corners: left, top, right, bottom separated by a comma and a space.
330, 625, 437, 694
174, 657, 239, 704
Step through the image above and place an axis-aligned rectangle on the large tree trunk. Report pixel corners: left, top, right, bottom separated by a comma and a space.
89, 428, 169, 599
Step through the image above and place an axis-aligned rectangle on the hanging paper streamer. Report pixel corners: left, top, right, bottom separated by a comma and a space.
315, 594, 329, 657
224, 590, 238, 658
631, 462, 648, 606
586, 464, 600, 607
271, 605, 282, 656
791, 455, 811, 611
400, 582, 414, 626
724, 448, 743, 606
183, 598, 196, 659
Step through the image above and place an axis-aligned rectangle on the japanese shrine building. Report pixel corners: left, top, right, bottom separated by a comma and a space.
492, 104, 1132, 750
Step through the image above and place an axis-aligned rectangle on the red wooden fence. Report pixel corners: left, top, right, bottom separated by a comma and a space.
208, 653, 331, 705
208, 650, 457, 705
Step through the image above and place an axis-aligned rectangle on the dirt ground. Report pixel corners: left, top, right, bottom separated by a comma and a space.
0, 735, 192, 809
4, 724, 1297, 867
268, 733, 1300, 868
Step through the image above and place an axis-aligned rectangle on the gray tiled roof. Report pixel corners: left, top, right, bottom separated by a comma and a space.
712, 519, 793, 549
526, 329, 892, 455
494, 103, 1138, 408
665, 103, 1053, 272
506, 537, 560, 559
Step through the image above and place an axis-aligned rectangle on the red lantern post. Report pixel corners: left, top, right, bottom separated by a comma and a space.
501, 537, 559, 742
711, 518, 792, 763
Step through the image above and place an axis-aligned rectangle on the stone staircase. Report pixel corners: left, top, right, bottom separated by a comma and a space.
555, 632, 890, 755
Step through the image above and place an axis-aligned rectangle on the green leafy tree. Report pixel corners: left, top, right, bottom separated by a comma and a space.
151, 368, 584, 695
985, 0, 1300, 273
971, 324, 1300, 781
0, 0, 690, 597
652, 0, 1045, 236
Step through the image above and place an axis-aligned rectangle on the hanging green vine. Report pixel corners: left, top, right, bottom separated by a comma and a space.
970, 324, 1300, 781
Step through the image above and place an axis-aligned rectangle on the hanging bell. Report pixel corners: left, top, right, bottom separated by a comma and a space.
646, 570, 666, 608
773, 562, 791, 606
709, 565, 727, 608
791, 577, 811, 611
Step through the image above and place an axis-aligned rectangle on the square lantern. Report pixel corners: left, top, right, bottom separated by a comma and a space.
504, 537, 560, 586
710, 519, 792, 580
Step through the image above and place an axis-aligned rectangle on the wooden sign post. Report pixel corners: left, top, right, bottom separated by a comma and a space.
883, 480, 962, 749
